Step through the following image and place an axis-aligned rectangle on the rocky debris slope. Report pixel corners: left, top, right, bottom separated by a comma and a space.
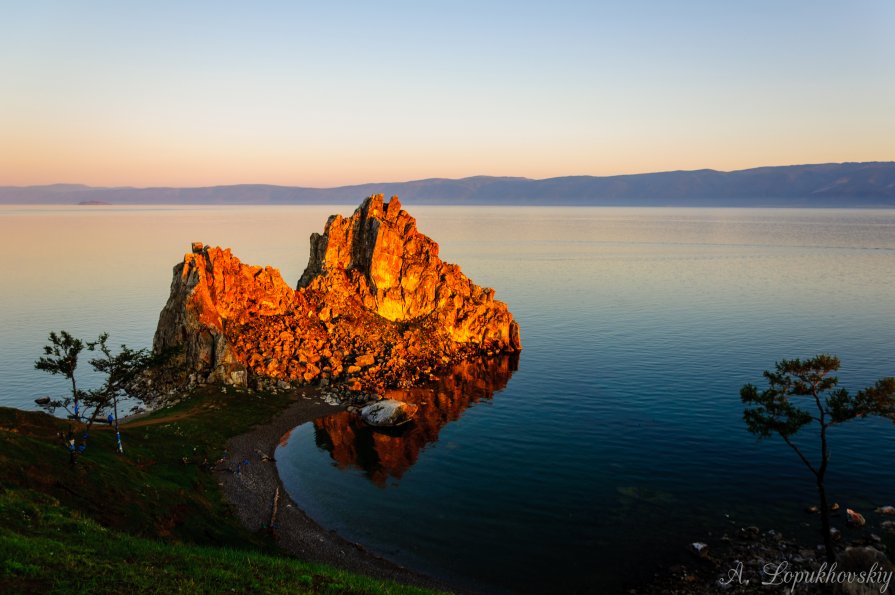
636, 514, 895, 594
153, 195, 521, 392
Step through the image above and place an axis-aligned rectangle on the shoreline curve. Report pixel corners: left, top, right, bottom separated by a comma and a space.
216, 389, 457, 593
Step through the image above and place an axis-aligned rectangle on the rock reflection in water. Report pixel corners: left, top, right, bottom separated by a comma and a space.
312, 354, 518, 486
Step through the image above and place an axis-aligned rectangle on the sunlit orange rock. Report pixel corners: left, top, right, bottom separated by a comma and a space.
153, 195, 521, 389
153, 243, 298, 385
298, 195, 521, 351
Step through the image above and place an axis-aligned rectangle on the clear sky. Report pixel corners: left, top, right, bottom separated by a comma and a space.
2, 0, 893, 187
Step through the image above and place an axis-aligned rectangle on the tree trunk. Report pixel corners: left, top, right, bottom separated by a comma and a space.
817, 479, 836, 564
65, 426, 78, 464
70, 376, 79, 420
113, 395, 123, 454
816, 408, 835, 564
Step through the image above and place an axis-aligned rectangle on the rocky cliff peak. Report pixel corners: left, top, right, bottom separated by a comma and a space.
153, 195, 520, 392
298, 195, 428, 301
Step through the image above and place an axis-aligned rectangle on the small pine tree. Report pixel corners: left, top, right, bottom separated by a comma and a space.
35, 331, 154, 462
741, 355, 895, 563
87, 333, 154, 454
34, 330, 85, 421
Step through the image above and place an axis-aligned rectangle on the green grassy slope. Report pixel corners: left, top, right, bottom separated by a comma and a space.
0, 390, 435, 594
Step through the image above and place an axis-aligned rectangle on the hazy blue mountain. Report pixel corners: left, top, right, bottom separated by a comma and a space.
2, 162, 894, 206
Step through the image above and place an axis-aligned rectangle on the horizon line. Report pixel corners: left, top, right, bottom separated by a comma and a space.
5, 160, 894, 191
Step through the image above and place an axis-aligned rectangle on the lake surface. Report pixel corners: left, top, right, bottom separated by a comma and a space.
2, 205, 894, 592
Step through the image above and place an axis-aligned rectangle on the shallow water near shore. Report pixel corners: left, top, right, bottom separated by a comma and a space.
2, 204, 895, 592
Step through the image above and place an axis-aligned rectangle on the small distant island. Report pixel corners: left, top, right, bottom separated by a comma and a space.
77, 200, 111, 205
4, 161, 895, 207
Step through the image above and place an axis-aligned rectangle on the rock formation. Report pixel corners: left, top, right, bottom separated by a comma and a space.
153, 195, 521, 392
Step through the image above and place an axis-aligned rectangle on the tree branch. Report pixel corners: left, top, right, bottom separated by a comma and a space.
780, 433, 818, 477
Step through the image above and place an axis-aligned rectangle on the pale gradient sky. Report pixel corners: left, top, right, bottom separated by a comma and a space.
1, 0, 893, 187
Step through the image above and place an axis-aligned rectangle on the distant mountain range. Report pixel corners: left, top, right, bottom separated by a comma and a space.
3, 162, 895, 207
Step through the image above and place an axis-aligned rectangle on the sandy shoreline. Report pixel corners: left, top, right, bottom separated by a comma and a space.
216, 390, 455, 593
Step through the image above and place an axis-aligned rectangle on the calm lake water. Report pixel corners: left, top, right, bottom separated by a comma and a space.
2, 205, 894, 592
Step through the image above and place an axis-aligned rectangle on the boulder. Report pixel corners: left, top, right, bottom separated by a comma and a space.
836, 546, 895, 594
689, 542, 709, 559
846, 508, 866, 526
359, 399, 418, 427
